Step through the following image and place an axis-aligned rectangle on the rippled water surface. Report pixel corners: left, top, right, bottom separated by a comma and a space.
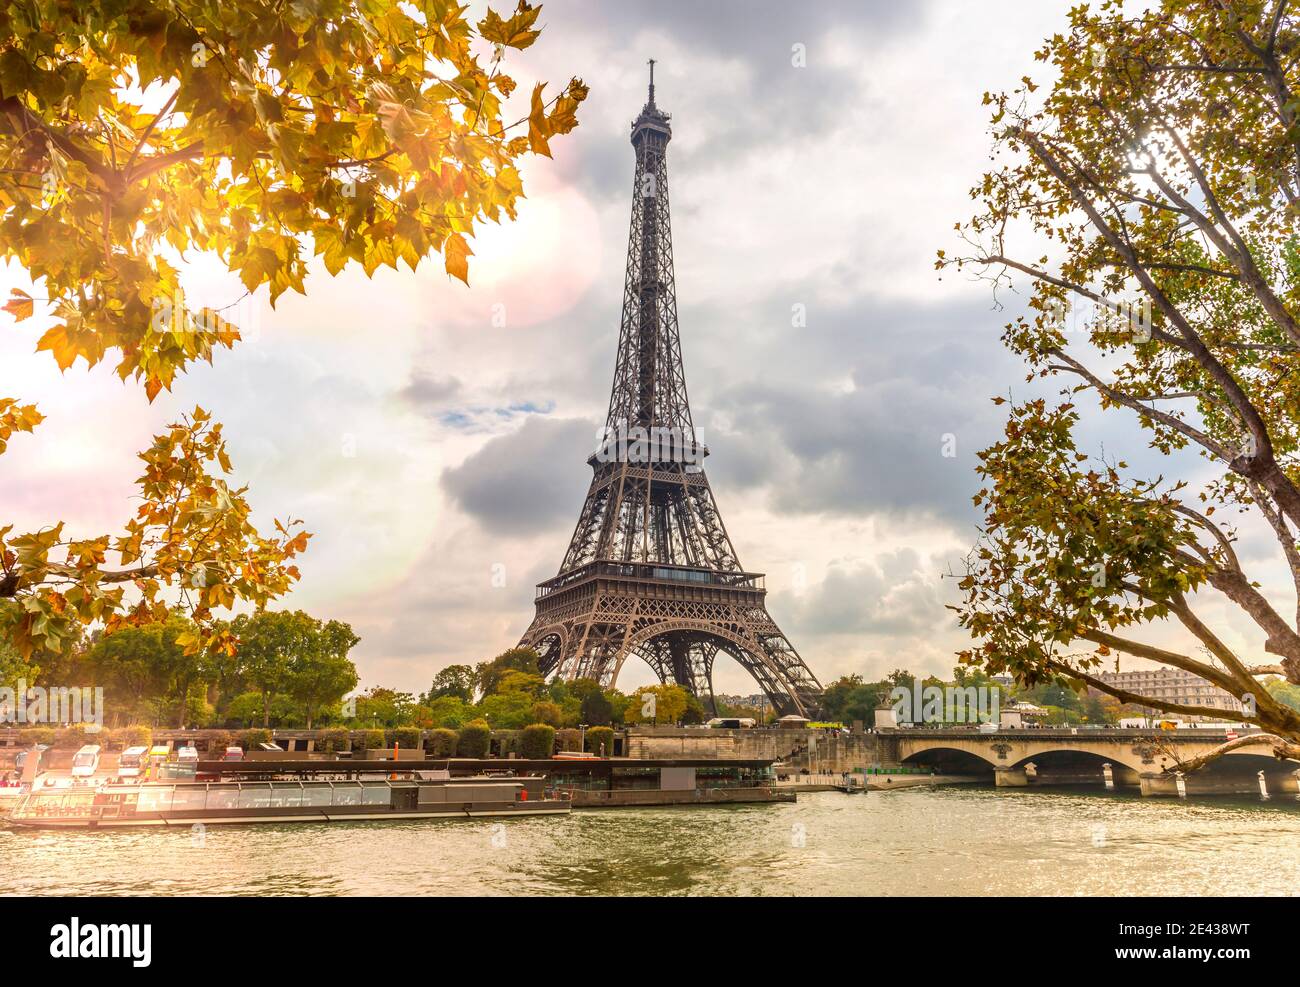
3, 787, 1298, 896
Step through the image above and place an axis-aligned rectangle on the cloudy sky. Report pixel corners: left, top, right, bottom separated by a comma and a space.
4, 0, 1278, 698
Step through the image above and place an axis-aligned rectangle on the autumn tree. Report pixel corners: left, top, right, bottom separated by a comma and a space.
0, 1, 585, 661
622, 683, 689, 726
940, 0, 1300, 765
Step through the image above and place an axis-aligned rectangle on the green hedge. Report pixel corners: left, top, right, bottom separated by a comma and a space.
238, 728, 273, 751
54, 724, 104, 748
320, 728, 351, 754
493, 731, 518, 758
428, 728, 458, 758
585, 726, 614, 757
520, 723, 556, 760
353, 728, 385, 753
203, 729, 230, 755
555, 728, 581, 753
387, 727, 422, 751
457, 720, 491, 758
20, 727, 56, 747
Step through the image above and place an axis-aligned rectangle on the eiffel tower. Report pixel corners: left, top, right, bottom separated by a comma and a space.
518, 63, 823, 717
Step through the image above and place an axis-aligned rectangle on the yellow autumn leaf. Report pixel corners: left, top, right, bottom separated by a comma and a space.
528, 82, 552, 157
3, 289, 34, 322
478, 2, 542, 50
444, 232, 473, 284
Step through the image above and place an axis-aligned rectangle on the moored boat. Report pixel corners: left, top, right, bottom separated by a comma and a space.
5, 774, 569, 829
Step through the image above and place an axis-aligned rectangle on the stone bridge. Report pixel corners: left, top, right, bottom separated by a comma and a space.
881, 728, 1299, 797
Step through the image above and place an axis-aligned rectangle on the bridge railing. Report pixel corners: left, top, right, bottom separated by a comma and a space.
884, 727, 1258, 741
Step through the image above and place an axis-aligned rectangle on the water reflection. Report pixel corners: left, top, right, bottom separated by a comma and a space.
2, 787, 1298, 896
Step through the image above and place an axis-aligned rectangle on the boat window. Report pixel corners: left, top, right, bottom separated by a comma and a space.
206, 786, 240, 810
237, 785, 272, 809
137, 787, 174, 813
301, 784, 332, 807
361, 784, 391, 806
170, 787, 208, 812
267, 785, 303, 809
332, 783, 363, 806
16, 792, 59, 818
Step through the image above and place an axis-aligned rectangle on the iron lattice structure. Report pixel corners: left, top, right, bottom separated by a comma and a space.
518, 66, 823, 717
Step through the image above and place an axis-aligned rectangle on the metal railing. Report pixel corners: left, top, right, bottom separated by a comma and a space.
536, 560, 764, 599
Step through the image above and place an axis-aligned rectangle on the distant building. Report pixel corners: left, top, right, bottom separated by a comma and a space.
714, 694, 769, 711
1096, 667, 1244, 722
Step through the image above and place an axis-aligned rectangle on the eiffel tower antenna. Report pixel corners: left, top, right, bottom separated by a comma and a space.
518, 69, 823, 718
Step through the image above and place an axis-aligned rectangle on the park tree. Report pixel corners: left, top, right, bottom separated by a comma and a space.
83, 613, 208, 726
496, 669, 545, 696
476, 689, 535, 729
1264, 675, 1300, 712
348, 686, 417, 728
283, 619, 360, 728
0, 1, 585, 662
530, 700, 563, 727
940, 0, 1300, 765
475, 646, 540, 698
228, 609, 349, 727
681, 691, 707, 725
820, 675, 865, 722
579, 688, 614, 726
0, 638, 29, 693
421, 695, 470, 729
622, 683, 689, 725
422, 664, 476, 704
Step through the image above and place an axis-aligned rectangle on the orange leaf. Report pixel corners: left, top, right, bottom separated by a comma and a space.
3, 289, 34, 322
444, 233, 472, 284
35, 324, 79, 371
527, 82, 551, 157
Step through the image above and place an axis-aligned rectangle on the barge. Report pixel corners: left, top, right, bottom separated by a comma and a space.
5, 774, 569, 829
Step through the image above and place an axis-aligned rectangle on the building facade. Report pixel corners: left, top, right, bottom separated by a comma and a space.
1096, 667, 1245, 722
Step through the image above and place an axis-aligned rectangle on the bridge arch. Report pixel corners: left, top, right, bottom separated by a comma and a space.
900, 746, 997, 776
1008, 747, 1149, 777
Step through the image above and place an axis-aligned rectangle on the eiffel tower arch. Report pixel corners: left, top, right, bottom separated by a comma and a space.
519, 63, 824, 718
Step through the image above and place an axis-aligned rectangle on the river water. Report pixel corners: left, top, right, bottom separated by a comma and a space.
3, 787, 1297, 896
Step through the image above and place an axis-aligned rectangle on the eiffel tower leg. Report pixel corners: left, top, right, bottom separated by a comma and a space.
692, 641, 719, 716
667, 637, 694, 693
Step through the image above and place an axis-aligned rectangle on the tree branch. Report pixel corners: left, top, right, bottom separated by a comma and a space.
1165, 732, 1300, 773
